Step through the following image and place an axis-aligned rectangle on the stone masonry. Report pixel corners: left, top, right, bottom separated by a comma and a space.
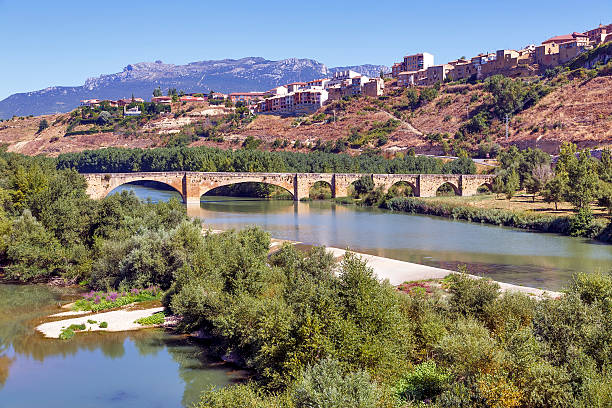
83, 172, 495, 203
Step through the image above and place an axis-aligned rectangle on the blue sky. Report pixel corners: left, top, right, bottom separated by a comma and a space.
0, 0, 610, 100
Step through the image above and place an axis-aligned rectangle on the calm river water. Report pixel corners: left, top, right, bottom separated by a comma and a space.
0, 284, 245, 408
120, 184, 612, 291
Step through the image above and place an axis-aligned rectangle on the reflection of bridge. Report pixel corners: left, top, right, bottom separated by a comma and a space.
83, 172, 495, 203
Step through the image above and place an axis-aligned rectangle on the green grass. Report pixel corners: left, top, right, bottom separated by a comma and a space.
135, 312, 165, 326
73, 287, 162, 312
59, 323, 86, 340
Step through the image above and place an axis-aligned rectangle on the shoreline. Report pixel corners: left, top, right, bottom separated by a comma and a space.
34, 233, 561, 339
378, 196, 611, 243
36, 306, 166, 339
266, 234, 562, 299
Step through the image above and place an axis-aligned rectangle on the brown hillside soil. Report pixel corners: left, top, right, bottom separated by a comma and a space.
510, 76, 612, 151
0, 76, 610, 156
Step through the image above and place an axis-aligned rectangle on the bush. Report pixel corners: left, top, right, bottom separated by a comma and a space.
293, 358, 380, 408
395, 361, 449, 402
522, 361, 574, 408
381, 197, 575, 236
436, 318, 503, 378
135, 312, 165, 325
569, 207, 595, 237
447, 272, 500, 318
38, 119, 49, 133
566, 271, 612, 305
352, 175, 374, 197
197, 383, 291, 408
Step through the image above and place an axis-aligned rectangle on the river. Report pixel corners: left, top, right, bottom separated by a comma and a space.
0, 284, 246, 408
2, 183, 611, 407
122, 184, 612, 291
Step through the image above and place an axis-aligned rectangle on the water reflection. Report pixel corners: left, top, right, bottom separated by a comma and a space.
111, 184, 612, 291
0, 284, 244, 407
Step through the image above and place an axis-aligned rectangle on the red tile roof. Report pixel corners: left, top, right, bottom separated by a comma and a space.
542, 32, 588, 44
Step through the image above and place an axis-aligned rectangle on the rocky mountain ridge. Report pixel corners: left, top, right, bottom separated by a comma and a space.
0, 57, 389, 119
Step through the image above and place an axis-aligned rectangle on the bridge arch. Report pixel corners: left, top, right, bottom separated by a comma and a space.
308, 180, 333, 200
83, 173, 186, 202
435, 181, 460, 196
107, 180, 184, 200
201, 181, 295, 200
388, 180, 417, 197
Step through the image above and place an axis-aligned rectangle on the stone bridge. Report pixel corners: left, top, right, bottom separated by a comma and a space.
82, 172, 495, 203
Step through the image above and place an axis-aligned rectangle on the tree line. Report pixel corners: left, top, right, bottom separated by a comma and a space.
56, 146, 477, 175
494, 143, 612, 237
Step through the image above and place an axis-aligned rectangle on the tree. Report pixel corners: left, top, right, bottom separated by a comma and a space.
543, 175, 567, 211
97, 111, 112, 126
153, 87, 162, 97
353, 175, 374, 197
504, 169, 519, 199
597, 148, 612, 182
37, 119, 49, 133
565, 150, 598, 210
527, 164, 553, 201
597, 181, 612, 214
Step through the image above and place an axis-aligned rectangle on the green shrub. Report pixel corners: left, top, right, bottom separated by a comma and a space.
569, 207, 595, 237
381, 197, 577, 237
59, 327, 75, 340
293, 358, 380, 408
566, 271, 612, 305
447, 272, 500, 317
395, 361, 449, 402
99, 321, 108, 328
59, 323, 86, 340
522, 361, 574, 408
197, 383, 291, 408
135, 312, 165, 325
436, 318, 503, 378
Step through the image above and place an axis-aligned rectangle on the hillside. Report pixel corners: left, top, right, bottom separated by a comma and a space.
0, 58, 388, 119
1, 70, 610, 157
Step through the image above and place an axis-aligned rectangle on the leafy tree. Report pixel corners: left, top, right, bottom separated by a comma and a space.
542, 175, 567, 210
97, 111, 112, 126
352, 175, 374, 197
597, 181, 612, 214
293, 358, 380, 408
153, 87, 162, 97
484, 75, 550, 119
504, 169, 519, 199
565, 149, 598, 210
37, 119, 49, 133
526, 164, 553, 201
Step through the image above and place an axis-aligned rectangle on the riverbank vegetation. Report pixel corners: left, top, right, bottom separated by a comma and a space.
344, 143, 612, 242
73, 287, 162, 312
1, 148, 611, 406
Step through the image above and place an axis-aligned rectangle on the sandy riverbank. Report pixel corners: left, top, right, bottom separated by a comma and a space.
37, 307, 165, 339
325, 247, 561, 299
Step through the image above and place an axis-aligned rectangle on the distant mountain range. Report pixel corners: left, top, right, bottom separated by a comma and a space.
0, 57, 389, 119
